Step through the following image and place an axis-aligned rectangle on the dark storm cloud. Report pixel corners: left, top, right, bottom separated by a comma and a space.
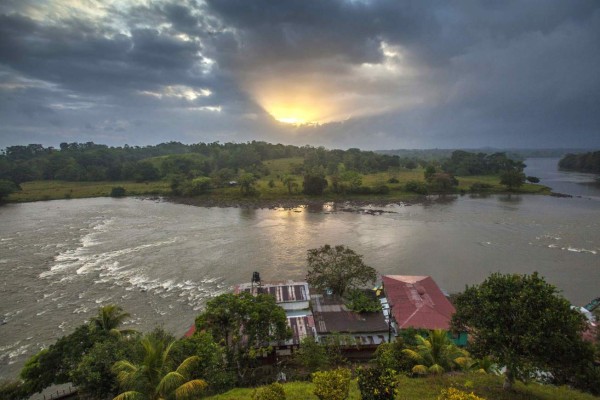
0, 0, 598, 149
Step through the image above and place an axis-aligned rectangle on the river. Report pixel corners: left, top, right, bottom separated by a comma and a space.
1, 158, 599, 379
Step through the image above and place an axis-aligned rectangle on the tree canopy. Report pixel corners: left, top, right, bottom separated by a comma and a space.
195, 292, 291, 381
306, 244, 377, 297
451, 272, 591, 391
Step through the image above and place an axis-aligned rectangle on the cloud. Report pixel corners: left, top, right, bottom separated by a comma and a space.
0, 0, 599, 149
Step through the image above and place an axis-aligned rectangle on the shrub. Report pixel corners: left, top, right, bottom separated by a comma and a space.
404, 180, 428, 195
372, 184, 390, 194
437, 387, 486, 400
526, 176, 540, 183
252, 382, 286, 400
312, 368, 351, 400
110, 186, 126, 197
387, 177, 399, 184
469, 183, 493, 193
357, 368, 399, 400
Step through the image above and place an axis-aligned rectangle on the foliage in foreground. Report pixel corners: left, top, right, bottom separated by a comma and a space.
312, 368, 352, 400
452, 272, 597, 392
203, 373, 600, 400
356, 367, 399, 400
112, 333, 207, 400
252, 382, 286, 400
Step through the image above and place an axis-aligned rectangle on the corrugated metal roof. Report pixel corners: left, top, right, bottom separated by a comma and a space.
235, 281, 310, 304
382, 275, 455, 330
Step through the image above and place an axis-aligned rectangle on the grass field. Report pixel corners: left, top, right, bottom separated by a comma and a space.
6, 158, 550, 203
205, 374, 597, 400
8, 180, 170, 202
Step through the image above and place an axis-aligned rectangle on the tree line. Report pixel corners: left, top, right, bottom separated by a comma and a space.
559, 151, 600, 174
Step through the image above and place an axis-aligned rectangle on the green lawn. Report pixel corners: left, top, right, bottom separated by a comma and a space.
205, 374, 598, 400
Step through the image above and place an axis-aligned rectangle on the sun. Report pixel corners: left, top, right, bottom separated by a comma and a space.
265, 103, 322, 126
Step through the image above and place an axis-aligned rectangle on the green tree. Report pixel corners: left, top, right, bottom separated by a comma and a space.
401, 329, 467, 375
293, 337, 330, 373
90, 304, 136, 337
282, 174, 297, 194
427, 173, 458, 193
239, 172, 257, 196
302, 168, 328, 195
70, 335, 139, 399
170, 332, 234, 392
306, 244, 377, 297
21, 324, 96, 394
112, 334, 207, 400
0, 179, 19, 202
499, 170, 525, 190
451, 272, 589, 391
195, 292, 291, 380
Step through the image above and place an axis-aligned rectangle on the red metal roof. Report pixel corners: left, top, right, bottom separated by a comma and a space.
382, 275, 455, 330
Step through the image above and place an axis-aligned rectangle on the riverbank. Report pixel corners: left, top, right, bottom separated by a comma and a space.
6, 177, 549, 205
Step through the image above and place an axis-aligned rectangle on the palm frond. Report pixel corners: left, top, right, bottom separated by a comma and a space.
112, 390, 146, 400
174, 379, 208, 400
175, 356, 200, 378
412, 365, 429, 375
402, 348, 424, 363
429, 363, 445, 375
157, 371, 186, 397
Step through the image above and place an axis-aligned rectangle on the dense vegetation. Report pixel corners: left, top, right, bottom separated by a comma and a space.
0, 141, 545, 203
559, 151, 600, 174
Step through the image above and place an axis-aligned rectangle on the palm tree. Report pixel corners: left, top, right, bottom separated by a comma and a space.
112, 334, 207, 400
91, 305, 137, 337
402, 329, 468, 375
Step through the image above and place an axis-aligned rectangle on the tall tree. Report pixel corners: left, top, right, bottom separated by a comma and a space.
306, 244, 377, 297
112, 334, 207, 400
451, 272, 590, 391
91, 304, 136, 337
499, 170, 525, 190
195, 292, 291, 381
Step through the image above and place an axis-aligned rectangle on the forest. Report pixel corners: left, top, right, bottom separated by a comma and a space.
559, 151, 600, 174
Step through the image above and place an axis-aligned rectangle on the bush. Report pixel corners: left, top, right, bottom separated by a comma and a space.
312, 368, 351, 400
357, 368, 399, 400
404, 180, 428, 195
387, 177, 399, 184
469, 183, 493, 193
110, 186, 126, 197
526, 176, 540, 183
373, 184, 390, 194
437, 387, 486, 400
0, 380, 28, 400
252, 382, 286, 400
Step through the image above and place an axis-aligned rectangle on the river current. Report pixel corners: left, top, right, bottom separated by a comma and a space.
1, 158, 599, 379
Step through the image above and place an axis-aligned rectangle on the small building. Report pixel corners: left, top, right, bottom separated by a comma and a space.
235, 280, 316, 354
311, 292, 389, 358
382, 275, 467, 346
235, 280, 310, 311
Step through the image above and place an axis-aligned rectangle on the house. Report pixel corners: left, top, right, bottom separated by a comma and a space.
382, 275, 467, 346
235, 280, 310, 311
235, 280, 316, 354
311, 291, 389, 358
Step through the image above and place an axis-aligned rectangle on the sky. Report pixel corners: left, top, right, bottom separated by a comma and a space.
0, 0, 599, 150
